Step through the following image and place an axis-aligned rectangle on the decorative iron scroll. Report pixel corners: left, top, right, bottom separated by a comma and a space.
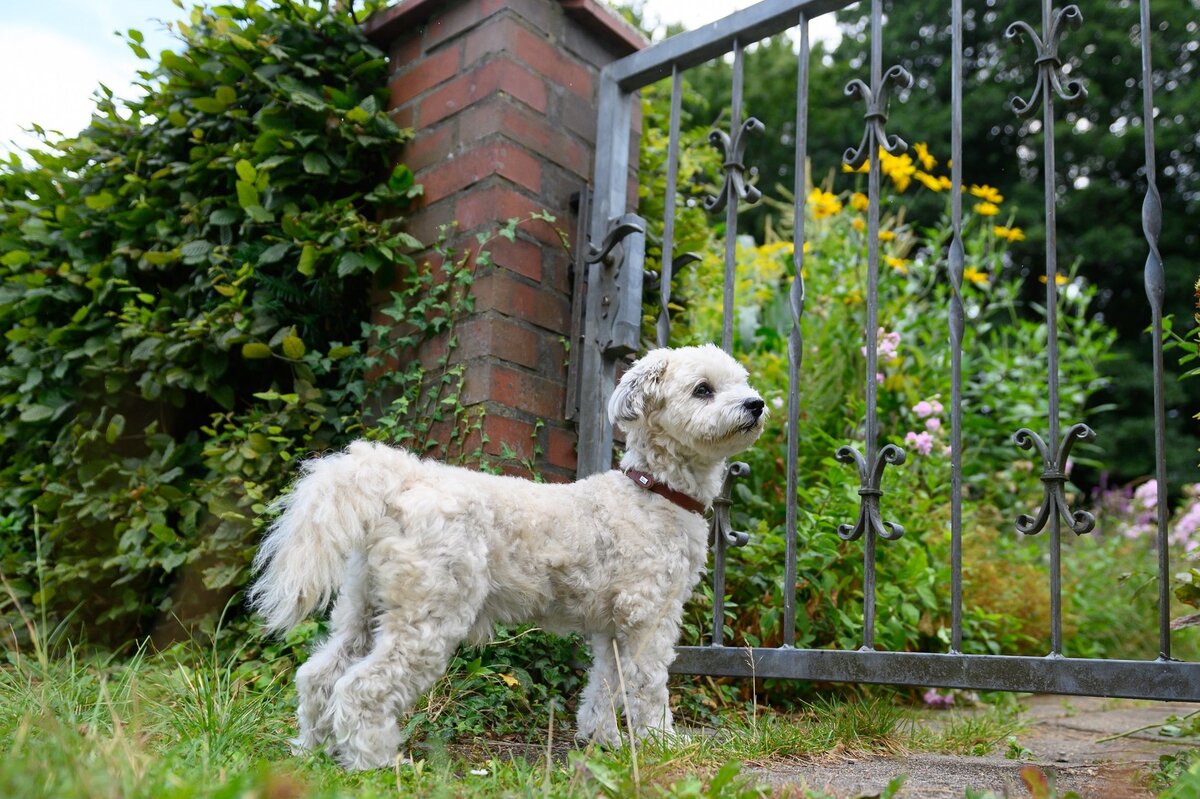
1005, 5, 1087, 118
842, 64, 914, 170
705, 118, 765, 214
835, 444, 907, 542
710, 461, 751, 549
1012, 424, 1097, 536
586, 213, 646, 266
585, 213, 647, 358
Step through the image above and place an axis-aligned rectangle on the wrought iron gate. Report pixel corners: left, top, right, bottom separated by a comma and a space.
572, 0, 1200, 701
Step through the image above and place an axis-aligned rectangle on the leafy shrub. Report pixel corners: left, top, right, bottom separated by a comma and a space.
0, 0, 472, 644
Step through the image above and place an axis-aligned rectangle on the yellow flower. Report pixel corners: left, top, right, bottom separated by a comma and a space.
993, 225, 1026, 242
851, 217, 866, 232
969, 184, 1004, 204
963, 266, 989, 286
914, 142, 937, 171
842, 160, 869, 174
974, 201, 1000, 217
883, 373, 907, 392
759, 241, 794, 256
844, 288, 863, 305
885, 255, 910, 274
803, 241, 812, 254
1038, 273, 1070, 286
914, 171, 943, 192
938, 175, 952, 190
809, 187, 843, 219
850, 192, 869, 212
880, 149, 916, 192
879, 230, 896, 242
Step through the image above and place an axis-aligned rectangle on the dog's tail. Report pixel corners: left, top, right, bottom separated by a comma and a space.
247, 440, 418, 634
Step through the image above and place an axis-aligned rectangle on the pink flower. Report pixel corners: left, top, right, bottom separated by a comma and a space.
925, 418, 941, 433
931, 399, 944, 414
905, 431, 934, 456
862, 328, 901, 360
876, 372, 884, 385
923, 688, 955, 708
913, 400, 934, 418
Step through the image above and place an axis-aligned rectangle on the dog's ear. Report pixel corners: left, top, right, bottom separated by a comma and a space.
608, 349, 669, 423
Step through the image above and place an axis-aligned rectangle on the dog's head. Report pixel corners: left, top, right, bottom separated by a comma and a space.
608, 344, 766, 460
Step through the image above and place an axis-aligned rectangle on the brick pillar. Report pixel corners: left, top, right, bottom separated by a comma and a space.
365, 0, 645, 481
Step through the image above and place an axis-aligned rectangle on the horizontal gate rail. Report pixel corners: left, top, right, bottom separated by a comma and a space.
672, 648, 1200, 703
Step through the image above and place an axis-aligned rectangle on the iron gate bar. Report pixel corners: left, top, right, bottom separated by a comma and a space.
1005, 2, 1090, 658
671, 648, 1200, 703
656, 66, 684, 350
835, 0, 911, 652
783, 10, 810, 650
948, 0, 965, 654
1139, 0, 1172, 663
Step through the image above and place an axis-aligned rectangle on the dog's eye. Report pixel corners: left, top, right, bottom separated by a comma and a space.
693, 382, 714, 399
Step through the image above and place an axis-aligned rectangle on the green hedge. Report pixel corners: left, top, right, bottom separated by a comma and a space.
0, 0, 468, 643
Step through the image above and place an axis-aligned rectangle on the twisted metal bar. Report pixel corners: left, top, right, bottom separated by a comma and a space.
1008, 0, 1089, 658
837, 0, 908, 651
657, 66, 685, 349
1138, 0, 1171, 662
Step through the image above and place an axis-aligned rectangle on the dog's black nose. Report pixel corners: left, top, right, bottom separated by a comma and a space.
743, 398, 765, 419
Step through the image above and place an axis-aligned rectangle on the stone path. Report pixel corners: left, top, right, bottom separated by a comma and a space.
750, 696, 1199, 798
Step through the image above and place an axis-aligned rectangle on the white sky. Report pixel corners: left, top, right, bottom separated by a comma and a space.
0, 1, 839, 155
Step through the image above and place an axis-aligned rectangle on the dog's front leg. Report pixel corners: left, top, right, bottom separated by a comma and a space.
617, 614, 682, 741
575, 633, 623, 746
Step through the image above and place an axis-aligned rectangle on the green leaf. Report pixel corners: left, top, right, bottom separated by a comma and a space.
282, 335, 305, 359
236, 180, 260, 209
328, 345, 356, 360
209, 208, 240, 226
241, 342, 272, 359
297, 244, 317, 276
245, 204, 274, 223
345, 105, 371, 124
106, 414, 126, 444
19, 405, 55, 423
302, 152, 330, 175
258, 242, 291, 264
85, 191, 117, 211
1, 250, 31, 267
181, 240, 213, 261
235, 159, 256, 182
336, 251, 367, 277
214, 85, 237, 106
189, 96, 227, 114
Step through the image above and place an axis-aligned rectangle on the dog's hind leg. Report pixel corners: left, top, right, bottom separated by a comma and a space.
575, 633, 623, 746
327, 530, 488, 771
293, 551, 373, 754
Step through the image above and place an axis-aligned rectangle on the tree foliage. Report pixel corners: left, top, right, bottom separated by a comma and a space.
0, 0, 468, 643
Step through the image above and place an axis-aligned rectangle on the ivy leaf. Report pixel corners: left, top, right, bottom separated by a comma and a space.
282, 335, 305, 359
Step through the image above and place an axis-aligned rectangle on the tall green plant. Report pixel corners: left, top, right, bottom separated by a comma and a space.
0, 0, 467, 643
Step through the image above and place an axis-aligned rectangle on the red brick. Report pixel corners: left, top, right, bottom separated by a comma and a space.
473, 270, 570, 334
462, 362, 565, 419
390, 104, 416, 130
512, 25, 594, 100
418, 58, 548, 127
455, 315, 540, 369
389, 42, 462, 106
423, 0, 509, 51
547, 425, 577, 471
486, 234, 542, 282
401, 121, 455, 172
462, 14, 520, 66
454, 185, 562, 246
483, 413, 535, 459
417, 139, 542, 201
459, 96, 592, 177
389, 32, 423, 68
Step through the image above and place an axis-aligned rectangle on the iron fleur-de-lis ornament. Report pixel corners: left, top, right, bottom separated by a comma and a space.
835, 444, 907, 542
842, 64, 914, 170
1012, 423, 1097, 536
705, 118, 765, 214
1005, 4, 1088, 118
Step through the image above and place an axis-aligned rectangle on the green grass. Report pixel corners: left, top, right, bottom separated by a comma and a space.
0, 631, 952, 799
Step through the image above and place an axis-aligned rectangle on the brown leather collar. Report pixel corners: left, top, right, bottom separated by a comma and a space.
623, 468, 707, 515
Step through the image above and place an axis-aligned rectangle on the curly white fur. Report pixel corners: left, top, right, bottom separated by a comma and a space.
249, 344, 764, 770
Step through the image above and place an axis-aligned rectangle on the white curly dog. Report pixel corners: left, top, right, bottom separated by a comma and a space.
249, 344, 764, 770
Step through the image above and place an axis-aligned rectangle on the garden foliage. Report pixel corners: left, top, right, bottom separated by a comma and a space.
637, 77, 1199, 692
0, 0, 475, 642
